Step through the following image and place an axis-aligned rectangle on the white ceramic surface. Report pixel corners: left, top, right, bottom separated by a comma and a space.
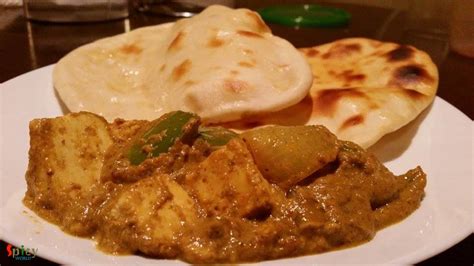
0, 65, 472, 264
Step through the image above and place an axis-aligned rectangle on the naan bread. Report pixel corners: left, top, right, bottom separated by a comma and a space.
53, 5, 312, 123
223, 38, 438, 148
53, 23, 174, 121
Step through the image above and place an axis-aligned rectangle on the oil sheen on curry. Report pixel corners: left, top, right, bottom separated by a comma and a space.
24, 111, 426, 263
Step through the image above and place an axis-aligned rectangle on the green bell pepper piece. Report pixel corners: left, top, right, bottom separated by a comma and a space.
128, 111, 199, 165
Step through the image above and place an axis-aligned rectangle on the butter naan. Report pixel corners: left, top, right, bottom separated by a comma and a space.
53, 5, 312, 123
54, 5, 438, 148
223, 38, 438, 147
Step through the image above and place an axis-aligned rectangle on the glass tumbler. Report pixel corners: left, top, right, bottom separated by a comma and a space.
23, 0, 129, 23
450, 0, 474, 58
136, 0, 234, 17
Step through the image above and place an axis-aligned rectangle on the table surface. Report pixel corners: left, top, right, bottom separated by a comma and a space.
0, 1, 472, 265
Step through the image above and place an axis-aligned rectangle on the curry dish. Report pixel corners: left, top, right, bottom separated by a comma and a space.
24, 111, 426, 263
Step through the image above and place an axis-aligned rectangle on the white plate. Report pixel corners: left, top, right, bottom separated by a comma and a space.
1, 65, 472, 265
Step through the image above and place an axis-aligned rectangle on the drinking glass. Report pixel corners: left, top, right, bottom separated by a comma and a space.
135, 0, 234, 17
23, 0, 129, 22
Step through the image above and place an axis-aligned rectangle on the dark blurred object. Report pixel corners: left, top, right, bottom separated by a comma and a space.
449, 0, 474, 58
400, 0, 450, 65
136, 0, 203, 17
135, 0, 234, 17
23, 0, 128, 22
417, 234, 473, 266
23, 19, 127, 69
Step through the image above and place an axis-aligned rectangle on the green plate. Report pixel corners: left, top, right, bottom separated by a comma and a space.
258, 4, 351, 28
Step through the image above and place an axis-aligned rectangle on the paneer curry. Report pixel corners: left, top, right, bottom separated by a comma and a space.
24, 111, 426, 263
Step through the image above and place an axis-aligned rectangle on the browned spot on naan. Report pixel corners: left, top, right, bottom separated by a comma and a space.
224, 79, 251, 93
339, 70, 366, 83
386, 45, 413, 61
243, 48, 254, 55
390, 64, 434, 88
208, 35, 225, 47
305, 48, 320, 57
185, 94, 202, 112
328, 70, 366, 86
237, 30, 264, 38
245, 10, 271, 33
184, 80, 197, 86
160, 64, 166, 72
342, 73, 366, 86
313, 89, 366, 117
344, 44, 361, 51
106, 81, 122, 92
168, 31, 185, 52
339, 114, 365, 131
119, 44, 142, 55
402, 89, 426, 99
171, 59, 191, 81
346, 74, 366, 82
322, 43, 361, 59
230, 70, 240, 75
238, 61, 255, 68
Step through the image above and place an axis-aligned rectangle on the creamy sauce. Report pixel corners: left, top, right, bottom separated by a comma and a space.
24, 114, 426, 263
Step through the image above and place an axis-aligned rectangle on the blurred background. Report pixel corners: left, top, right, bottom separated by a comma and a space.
1, 0, 472, 65
0, 1, 472, 137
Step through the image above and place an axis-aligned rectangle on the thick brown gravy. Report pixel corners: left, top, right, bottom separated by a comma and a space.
24, 112, 425, 263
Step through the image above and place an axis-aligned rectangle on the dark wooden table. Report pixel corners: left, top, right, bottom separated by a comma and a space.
1, 2, 472, 265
